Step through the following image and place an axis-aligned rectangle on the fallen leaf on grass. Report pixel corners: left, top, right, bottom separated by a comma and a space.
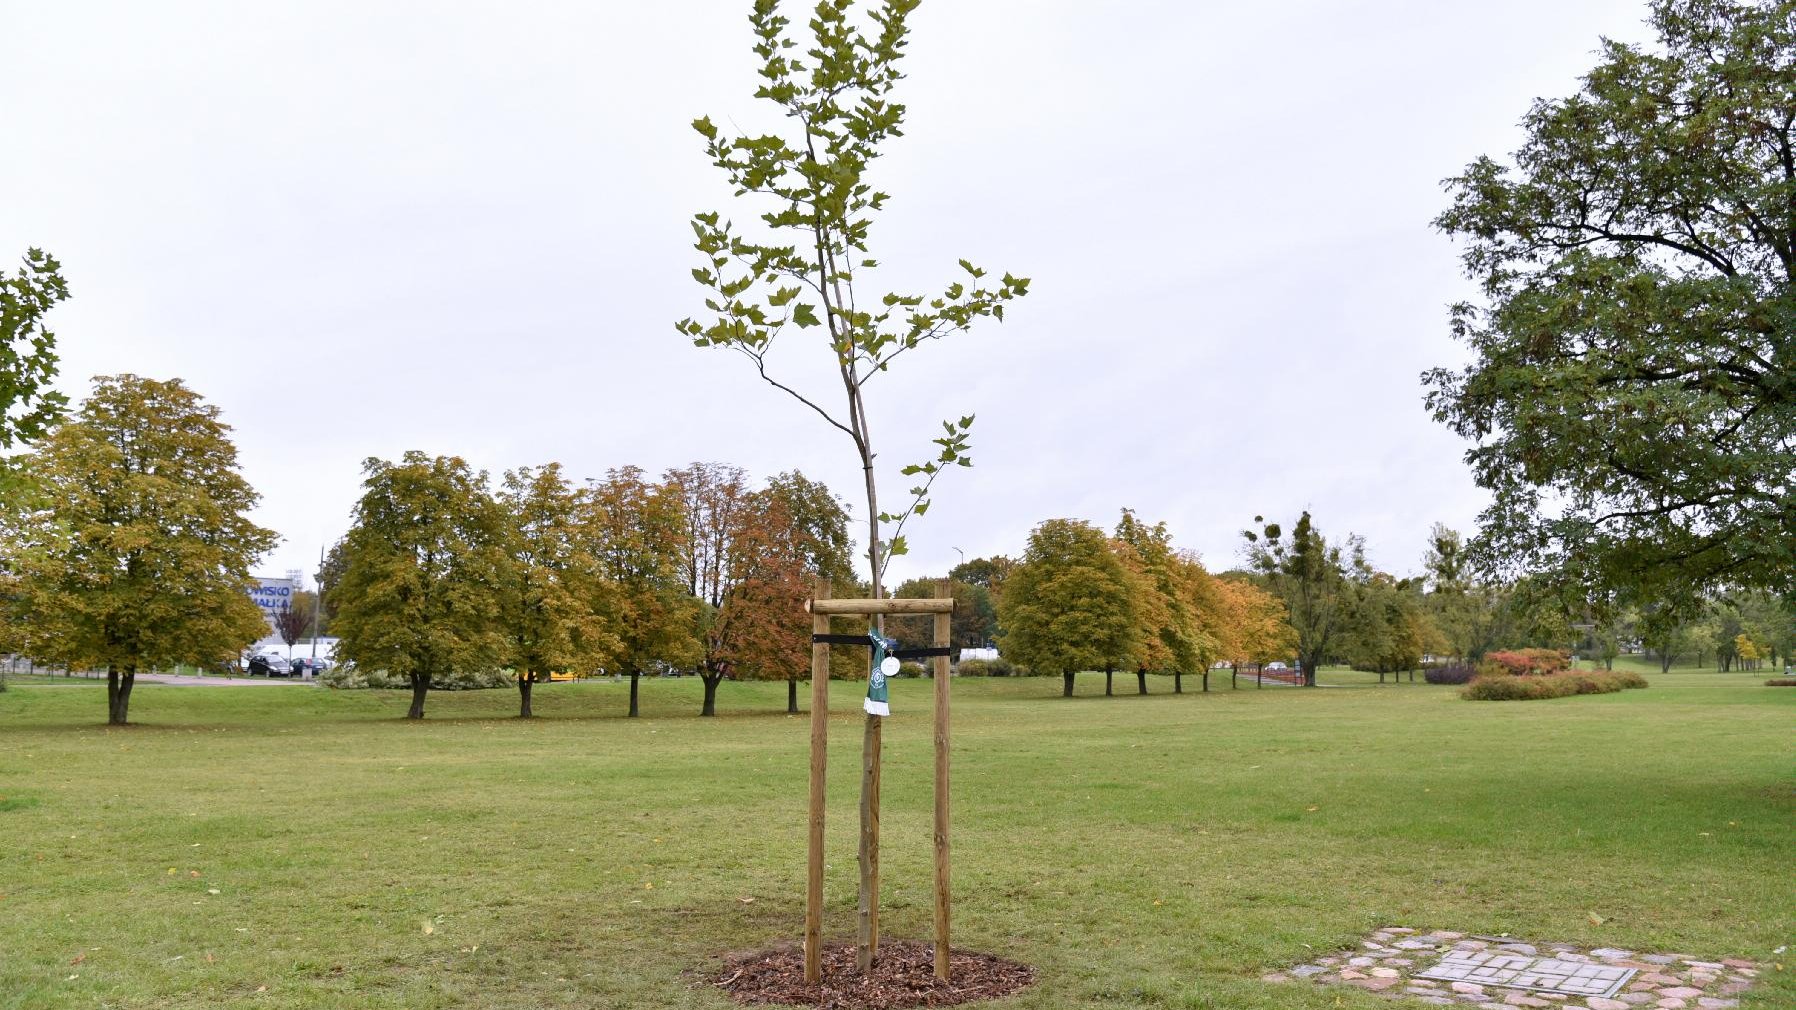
738, 896, 755, 904
1587, 911, 1606, 925
69, 954, 85, 966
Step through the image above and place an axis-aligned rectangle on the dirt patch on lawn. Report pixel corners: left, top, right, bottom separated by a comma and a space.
710, 940, 1034, 1008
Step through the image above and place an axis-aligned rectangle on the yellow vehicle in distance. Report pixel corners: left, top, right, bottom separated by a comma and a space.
517, 669, 599, 684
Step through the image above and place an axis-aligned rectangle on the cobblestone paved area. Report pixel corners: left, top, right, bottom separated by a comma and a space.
1417, 951, 1633, 998
1262, 927, 1762, 1009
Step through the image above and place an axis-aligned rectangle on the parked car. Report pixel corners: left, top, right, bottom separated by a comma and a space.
289, 657, 331, 677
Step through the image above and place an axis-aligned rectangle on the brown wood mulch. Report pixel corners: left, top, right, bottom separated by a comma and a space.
710, 940, 1035, 1008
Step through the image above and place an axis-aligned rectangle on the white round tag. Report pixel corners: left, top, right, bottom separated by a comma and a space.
880, 656, 901, 677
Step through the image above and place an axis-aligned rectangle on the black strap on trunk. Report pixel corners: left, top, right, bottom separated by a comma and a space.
893, 647, 953, 660
809, 634, 953, 661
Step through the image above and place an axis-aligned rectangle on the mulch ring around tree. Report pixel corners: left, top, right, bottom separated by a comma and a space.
709, 940, 1035, 1008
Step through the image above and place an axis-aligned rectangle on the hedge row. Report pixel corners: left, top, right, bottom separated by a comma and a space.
1423, 662, 1477, 685
320, 667, 513, 691
1461, 670, 1648, 701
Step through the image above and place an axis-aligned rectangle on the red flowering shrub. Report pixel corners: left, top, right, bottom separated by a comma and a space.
1477, 648, 1572, 677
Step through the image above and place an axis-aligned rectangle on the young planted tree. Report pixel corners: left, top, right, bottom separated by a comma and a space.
329, 453, 508, 720
9, 375, 275, 724
1243, 512, 1367, 687
496, 464, 620, 718
0, 249, 71, 476
680, 7, 1027, 965
678, 0, 1028, 602
999, 519, 1138, 698
587, 466, 701, 717
1428, 0, 1796, 600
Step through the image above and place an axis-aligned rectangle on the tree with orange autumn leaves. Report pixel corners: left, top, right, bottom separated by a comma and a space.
666, 464, 855, 717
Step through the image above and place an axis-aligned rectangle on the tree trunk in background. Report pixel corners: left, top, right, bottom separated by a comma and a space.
1104, 666, 1113, 696
517, 677, 534, 718
1202, 669, 1210, 693
1174, 671, 1183, 694
407, 673, 429, 719
1660, 652, 1674, 674
1231, 663, 1238, 689
701, 673, 721, 717
107, 665, 137, 725
788, 678, 799, 713
629, 670, 641, 717
1300, 654, 1320, 687
1136, 668, 1148, 695
1062, 672, 1075, 697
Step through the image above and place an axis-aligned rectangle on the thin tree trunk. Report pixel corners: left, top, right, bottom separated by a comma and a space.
788, 677, 800, 714
629, 670, 640, 717
1105, 666, 1113, 696
1202, 669, 1210, 692
1174, 671, 1182, 694
1062, 671, 1074, 697
1136, 668, 1147, 695
518, 677, 533, 719
407, 672, 428, 719
1231, 663, 1238, 689
701, 673, 721, 717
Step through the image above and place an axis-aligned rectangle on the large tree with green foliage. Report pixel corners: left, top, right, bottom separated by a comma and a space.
9, 375, 275, 724
1113, 509, 1211, 695
1428, 0, 1796, 601
1421, 523, 1515, 662
1243, 512, 1367, 687
677, 0, 1028, 600
329, 453, 509, 720
587, 466, 702, 717
999, 519, 1138, 698
496, 463, 619, 718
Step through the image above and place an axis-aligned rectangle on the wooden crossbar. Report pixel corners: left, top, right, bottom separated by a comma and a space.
806, 597, 956, 615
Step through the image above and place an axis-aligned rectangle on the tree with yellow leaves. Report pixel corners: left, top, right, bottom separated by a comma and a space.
10, 375, 276, 724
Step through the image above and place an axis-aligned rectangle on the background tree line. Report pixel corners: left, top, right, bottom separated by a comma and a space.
5, 376, 1785, 728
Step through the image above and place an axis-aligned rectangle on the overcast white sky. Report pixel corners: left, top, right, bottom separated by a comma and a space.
3, 0, 1652, 587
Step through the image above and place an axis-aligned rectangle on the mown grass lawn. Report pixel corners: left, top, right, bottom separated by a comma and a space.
0, 670, 1788, 1010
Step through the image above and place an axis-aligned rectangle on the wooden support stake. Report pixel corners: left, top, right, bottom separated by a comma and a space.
857, 712, 881, 970
805, 577, 831, 985
931, 578, 952, 981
